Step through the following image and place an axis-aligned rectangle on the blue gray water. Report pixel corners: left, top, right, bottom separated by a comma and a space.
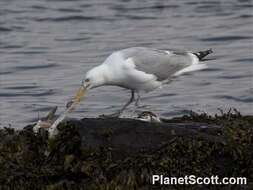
0, 0, 252, 128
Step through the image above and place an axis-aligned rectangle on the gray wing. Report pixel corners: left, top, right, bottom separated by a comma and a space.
121, 47, 193, 81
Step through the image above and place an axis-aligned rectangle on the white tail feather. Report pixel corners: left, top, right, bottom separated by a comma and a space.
173, 63, 207, 77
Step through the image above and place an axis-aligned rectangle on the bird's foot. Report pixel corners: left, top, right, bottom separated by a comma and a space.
99, 112, 121, 118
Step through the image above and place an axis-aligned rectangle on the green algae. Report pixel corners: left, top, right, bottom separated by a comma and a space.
0, 110, 252, 190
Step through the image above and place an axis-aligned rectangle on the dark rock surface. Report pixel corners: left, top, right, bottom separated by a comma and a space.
78, 118, 222, 158
0, 111, 252, 190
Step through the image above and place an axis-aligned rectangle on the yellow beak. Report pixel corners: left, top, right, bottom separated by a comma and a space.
66, 82, 91, 110
73, 85, 87, 103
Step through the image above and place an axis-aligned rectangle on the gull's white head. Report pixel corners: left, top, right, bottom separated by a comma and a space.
66, 64, 109, 109
83, 65, 108, 89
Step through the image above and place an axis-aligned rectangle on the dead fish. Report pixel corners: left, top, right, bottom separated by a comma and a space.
33, 86, 87, 137
136, 111, 161, 123
33, 106, 57, 133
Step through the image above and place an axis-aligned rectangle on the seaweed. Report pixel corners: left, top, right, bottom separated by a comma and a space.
0, 110, 252, 190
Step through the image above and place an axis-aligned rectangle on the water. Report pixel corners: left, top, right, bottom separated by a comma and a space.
0, 0, 252, 129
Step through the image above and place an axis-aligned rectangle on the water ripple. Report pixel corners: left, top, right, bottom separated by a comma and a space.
4, 85, 38, 90
200, 68, 223, 72
57, 8, 83, 13
54, 37, 91, 41
0, 44, 24, 49
0, 71, 13, 75
200, 36, 252, 42
0, 26, 12, 32
233, 58, 253, 63
217, 74, 252, 79
0, 89, 55, 97
35, 15, 114, 22
30, 5, 48, 10
10, 50, 48, 54
239, 14, 253, 18
14, 63, 58, 71
116, 14, 157, 20
111, 4, 179, 11
214, 95, 253, 103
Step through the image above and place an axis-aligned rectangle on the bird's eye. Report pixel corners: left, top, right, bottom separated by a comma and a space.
85, 78, 90, 82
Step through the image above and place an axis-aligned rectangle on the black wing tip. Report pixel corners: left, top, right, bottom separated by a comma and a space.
194, 48, 213, 61
206, 48, 213, 54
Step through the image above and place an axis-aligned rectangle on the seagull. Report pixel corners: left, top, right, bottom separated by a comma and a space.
75, 47, 213, 117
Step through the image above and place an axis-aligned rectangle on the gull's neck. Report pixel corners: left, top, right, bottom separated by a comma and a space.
92, 64, 111, 86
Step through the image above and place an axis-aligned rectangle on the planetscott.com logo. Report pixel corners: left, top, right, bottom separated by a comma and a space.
152, 175, 247, 185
